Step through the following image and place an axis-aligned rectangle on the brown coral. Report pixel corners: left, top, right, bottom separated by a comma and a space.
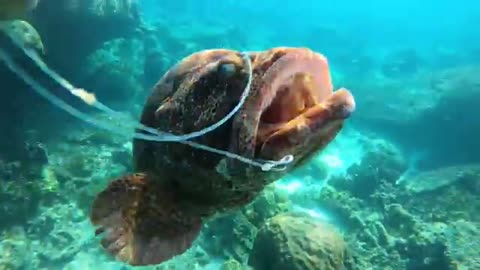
249, 212, 349, 270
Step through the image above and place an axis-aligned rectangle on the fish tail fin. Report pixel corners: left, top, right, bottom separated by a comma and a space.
90, 173, 202, 266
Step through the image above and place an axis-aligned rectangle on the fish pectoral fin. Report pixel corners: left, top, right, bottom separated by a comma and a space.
90, 173, 202, 266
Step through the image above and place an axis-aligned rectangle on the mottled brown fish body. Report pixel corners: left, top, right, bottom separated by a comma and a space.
90, 47, 356, 266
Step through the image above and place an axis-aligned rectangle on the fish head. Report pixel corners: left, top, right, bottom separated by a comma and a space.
135, 47, 355, 187
230, 47, 355, 174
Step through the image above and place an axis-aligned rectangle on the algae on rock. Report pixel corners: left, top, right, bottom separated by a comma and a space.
249, 212, 350, 270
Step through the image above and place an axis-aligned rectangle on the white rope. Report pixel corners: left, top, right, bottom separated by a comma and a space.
0, 30, 294, 171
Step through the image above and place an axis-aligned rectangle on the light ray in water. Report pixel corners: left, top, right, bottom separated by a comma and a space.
0, 30, 293, 171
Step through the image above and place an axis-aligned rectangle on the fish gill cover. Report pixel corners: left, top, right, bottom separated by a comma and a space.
0, 0, 479, 269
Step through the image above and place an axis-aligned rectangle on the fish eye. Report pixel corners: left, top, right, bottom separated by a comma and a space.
217, 63, 236, 77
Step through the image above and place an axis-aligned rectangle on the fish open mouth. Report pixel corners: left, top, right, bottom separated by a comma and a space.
251, 49, 355, 160
257, 73, 325, 141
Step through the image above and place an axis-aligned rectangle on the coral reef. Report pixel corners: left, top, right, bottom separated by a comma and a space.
79, 37, 146, 106
204, 213, 258, 263
1, 79, 478, 270
401, 164, 480, 193
248, 212, 350, 270
0, 124, 131, 269
0, 226, 30, 270
315, 136, 480, 270
28, 0, 143, 74
352, 63, 480, 168
201, 186, 291, 264
0, 3, 479, 270
0, 142, 50, 228
0, 0, 145, 162
220, 259, 252, 270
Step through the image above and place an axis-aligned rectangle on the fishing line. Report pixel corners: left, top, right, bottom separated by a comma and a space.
20, 39, 249, 142
0, 31, 294, 171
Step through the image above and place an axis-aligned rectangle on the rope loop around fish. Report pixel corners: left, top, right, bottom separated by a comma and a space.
0, 29, 294, 171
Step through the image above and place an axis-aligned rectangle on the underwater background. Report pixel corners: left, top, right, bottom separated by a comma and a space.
0, 0, 479, 269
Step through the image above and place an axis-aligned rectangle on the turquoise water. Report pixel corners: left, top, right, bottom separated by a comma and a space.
0, 1, 479, 270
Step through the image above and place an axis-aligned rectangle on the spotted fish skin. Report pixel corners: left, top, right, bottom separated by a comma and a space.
91, 47, 356, 266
